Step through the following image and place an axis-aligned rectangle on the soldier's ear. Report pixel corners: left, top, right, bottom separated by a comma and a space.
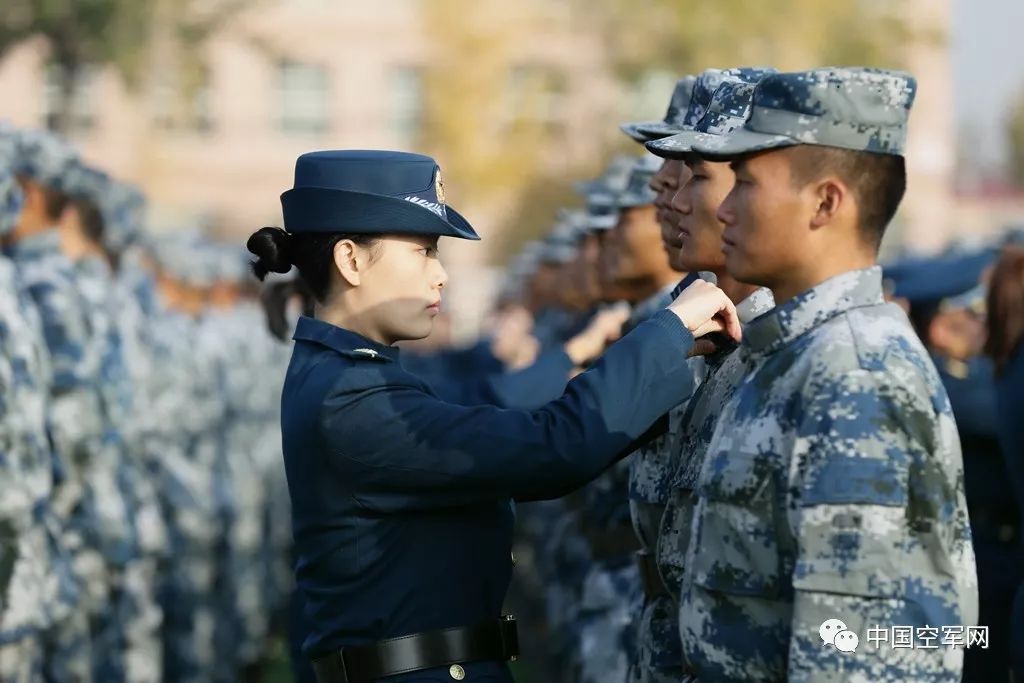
808, 177, 847, 231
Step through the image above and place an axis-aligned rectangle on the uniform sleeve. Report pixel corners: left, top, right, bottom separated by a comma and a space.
432, 348, 575, 409
25, 277, 92, 394
787, 369, 974, 683
320, 310, 697, 512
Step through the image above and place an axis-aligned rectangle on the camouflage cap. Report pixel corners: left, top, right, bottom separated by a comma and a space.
620, 75, 696, 143
540, 214, 581, 264
577, 155, 635, 231
0, 122, 24, 237
13, 128, 79, 191
105, 180, 147, 253
646, 79, 756, 159
613, 154, 660, 208
693, 67, 917, 160
637, 66, 775, 140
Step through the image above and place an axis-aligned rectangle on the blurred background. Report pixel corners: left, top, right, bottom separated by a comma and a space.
1, 0, 1023, 339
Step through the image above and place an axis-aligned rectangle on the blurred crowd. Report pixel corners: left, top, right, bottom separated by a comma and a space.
0, 123, 293, 683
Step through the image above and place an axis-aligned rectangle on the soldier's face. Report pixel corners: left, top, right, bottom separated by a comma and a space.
671, 156, 733, 273
347, 235, 448, 344
607, 205, 662, 284
717, 150, 808, 289
650, 159, 690, 271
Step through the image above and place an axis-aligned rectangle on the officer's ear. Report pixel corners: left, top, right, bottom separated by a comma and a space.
334, 239, 365, 287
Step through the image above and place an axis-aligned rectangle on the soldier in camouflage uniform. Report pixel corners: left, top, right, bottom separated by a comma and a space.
147, 238, 223, 682
7, 129, 99, 683
678, 67, 978, 681
564, 159, 640, 683
0, 127, 54, 683
62, 162, 168, 683
615, 68, 770, 683
645, 76, 779, 680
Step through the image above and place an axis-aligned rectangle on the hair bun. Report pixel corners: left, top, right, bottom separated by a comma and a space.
247, 227, 293, 281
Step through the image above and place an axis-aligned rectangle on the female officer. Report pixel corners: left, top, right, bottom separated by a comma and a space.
247, 150, 739, 683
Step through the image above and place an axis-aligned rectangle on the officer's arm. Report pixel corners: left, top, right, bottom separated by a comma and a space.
320, 310, 696, 512
786, 369, 973, 682
434, 350, 577, 409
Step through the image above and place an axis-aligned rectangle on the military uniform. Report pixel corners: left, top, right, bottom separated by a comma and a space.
275, 151, 707, 683
676, 68, 979, 681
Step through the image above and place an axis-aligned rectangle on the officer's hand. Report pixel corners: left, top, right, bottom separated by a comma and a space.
668, 280, 742, 343
564, 303, 631, 366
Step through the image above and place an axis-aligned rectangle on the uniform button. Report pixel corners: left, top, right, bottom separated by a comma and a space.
449, 663, 466, 680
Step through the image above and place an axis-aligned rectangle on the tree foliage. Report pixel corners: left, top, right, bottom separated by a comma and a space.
419, 0, 917, 262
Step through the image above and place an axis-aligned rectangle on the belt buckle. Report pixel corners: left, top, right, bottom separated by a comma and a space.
500, 615, 519, 662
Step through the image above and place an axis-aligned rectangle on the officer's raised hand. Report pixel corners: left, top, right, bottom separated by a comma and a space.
668, 278, 742, 348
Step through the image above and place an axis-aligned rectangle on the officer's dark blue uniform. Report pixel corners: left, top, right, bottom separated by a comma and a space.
266, 151, 706, 683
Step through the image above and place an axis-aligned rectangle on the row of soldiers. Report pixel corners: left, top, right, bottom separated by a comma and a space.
386, 67, 1023, 682
0, 124, 294, 682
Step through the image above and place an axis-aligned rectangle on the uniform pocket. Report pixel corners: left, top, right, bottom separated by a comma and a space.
692, 450, 785, 598
791, 456, 908, 599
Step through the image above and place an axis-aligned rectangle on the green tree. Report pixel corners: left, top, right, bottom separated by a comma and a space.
0, 0, 254, 133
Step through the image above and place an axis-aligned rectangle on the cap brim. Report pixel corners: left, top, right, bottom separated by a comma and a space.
691, 127, 798, 160
619, 122, 653, 143
635, 121, 688, 140
587, 214, 618, 231
281, 187, 480, 240
645, 130, 702, 160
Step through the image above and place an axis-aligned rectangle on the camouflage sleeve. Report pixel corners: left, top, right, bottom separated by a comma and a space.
25, 278, 86, 392
786, 368, 971, 682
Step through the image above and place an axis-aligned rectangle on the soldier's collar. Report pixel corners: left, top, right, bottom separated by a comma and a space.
292, 316, 400, 362
736, 286, 775, 324
742, 266, 884, 355
4, 228, 62, 259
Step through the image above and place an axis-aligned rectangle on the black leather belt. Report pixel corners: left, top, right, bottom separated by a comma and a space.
635, 549, 669, 599
311, 616, 519, 683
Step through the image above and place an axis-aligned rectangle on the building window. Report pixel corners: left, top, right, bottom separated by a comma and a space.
277, 60, 330, 135
390, 66, 424, 143
42, 64, 99, 133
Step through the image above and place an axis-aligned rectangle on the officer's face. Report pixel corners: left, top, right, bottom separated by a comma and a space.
349, 235, 448, 344
671, 156, 733, 273
717, 150, 808, 290
650, 160, 690, 271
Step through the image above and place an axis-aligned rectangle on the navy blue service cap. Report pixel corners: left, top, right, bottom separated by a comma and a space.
280, 150, 479, 240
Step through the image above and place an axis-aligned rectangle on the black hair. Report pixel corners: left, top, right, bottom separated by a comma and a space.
42, 186, 70, 222
787, 146, 907, 250
246, 227, 380, 303
70, 197, 105, 245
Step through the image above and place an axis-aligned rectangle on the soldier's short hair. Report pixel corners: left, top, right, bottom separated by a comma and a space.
786, 146, 906, 249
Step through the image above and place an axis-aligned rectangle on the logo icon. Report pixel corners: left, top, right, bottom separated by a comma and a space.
435, 170, 446, 204
820, 618, 859, 653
